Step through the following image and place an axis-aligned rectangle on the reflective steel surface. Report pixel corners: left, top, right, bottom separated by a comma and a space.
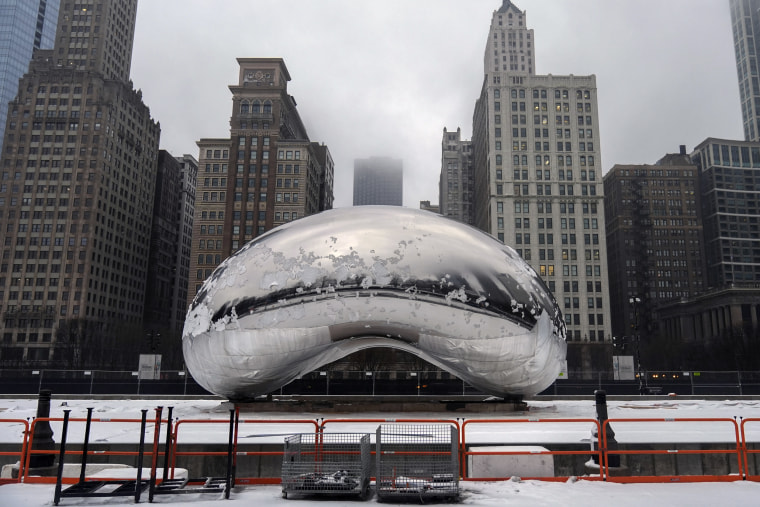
183, 206, 566, 400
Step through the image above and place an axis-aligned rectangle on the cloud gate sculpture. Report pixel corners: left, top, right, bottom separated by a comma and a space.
183, 206, 566, 400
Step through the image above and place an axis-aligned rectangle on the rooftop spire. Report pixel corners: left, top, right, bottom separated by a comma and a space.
497, 0, 517, 13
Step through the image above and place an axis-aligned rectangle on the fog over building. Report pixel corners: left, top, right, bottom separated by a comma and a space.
352, 156, 403, 206
470, 1, 611, 372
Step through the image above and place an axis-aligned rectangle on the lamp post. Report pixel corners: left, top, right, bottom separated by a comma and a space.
629, 296, 644, 395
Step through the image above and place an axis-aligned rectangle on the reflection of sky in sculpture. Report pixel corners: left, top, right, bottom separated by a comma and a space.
184, 206, 566, 399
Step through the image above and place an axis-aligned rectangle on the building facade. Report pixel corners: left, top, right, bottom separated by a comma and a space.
440, 127, 473, 224
0, 0, 60, 145
145, 151, 197, 338
690, 138, 760, 287
352, 156, 403, 206
0, 0, 160, 366
730, 0, 760, 142
603, 149, 705, 339
189, 58, 333, 308
471, 1, 611, 371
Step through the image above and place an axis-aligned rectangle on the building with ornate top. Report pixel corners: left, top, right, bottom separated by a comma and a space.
471, 1, 611, 373
189, 58, 334, 308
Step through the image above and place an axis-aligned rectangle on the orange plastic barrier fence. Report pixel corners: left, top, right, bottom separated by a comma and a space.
234, 415, 320, 485
740, 418, 760, 482
0, 418, 30, 485
22, 414, 163, 485
602, 417, 744, 483
172, 415, 320, 485
460, 418, 603, 482
7, 414, 760, 486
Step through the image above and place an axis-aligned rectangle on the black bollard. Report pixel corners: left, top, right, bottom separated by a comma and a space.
593, 390, 620, 468
29, 389, 56, 469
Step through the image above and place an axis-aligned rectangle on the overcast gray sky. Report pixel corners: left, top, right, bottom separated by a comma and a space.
130, 0, 742, 208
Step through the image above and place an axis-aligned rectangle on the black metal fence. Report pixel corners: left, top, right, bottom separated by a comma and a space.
1, 368, 759, 397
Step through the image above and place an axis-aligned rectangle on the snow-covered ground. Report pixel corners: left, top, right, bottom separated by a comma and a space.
2, 479, 760, 506
2, 397, 760, 505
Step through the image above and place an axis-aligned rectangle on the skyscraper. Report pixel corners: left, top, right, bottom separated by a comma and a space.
189, 58, 333, 307
603, 149, 705, 339
0, 0, 60, 144
691, 138, 760, 286
730, 0, 760, 141
471, 1, 611, 369
145, 151, 197, 338
440, 127, 474, 224
353, 156, 403, 206
0, 0, 160, 366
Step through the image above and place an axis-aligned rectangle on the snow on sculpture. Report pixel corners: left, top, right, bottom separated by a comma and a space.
182, 206, 566, 400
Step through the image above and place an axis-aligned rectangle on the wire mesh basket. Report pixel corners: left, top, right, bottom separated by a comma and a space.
281, 432, 371, 499
375, 423, 459, 501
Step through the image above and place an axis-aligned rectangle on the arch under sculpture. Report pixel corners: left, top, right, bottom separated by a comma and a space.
183, 206, 566, 400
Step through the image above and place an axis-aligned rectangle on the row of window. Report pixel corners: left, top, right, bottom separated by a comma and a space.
564, 296, 605, 309
498, 114, 594, 127
506, 183, 599, 196
1, 332, 53, 342
513, 233, 601, 245
512, 217, 599, 229
501, 101, 592, 113
239, 100, 272, 114
12, 121, 101, 132
509, 201, 598, 214
506, 168, 597, 181
499, 153, 596, 168
501, 89, 592, 100
204, 149, 230, 159
503, 128, 594, 141
3, 133, 101, 147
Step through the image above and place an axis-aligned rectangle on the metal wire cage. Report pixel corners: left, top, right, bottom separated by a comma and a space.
281, 432, 371, 499
375, 423, 459, 501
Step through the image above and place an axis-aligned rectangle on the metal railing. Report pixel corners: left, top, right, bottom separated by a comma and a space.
1, 369, 760, 397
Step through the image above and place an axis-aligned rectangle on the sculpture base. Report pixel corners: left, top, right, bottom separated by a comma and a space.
227, 395, 527, 414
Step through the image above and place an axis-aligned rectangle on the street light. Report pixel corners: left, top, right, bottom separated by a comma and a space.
629, 296, 644, 395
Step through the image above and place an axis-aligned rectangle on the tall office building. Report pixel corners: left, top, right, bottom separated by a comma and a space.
440, 127, 474, 224
730, 0, 760, 141
691, 138, 760, 286
471, 1, 611, 370
145, 151, 197, 337
0, 0, 160, 366
646, 139, 760, 366
353, 156, 403, 206
0, 0, 60, 144
603, 149, 704, 339
189, 58, 333, 308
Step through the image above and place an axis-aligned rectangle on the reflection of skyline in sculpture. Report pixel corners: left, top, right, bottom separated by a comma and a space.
183, 206, 566, 400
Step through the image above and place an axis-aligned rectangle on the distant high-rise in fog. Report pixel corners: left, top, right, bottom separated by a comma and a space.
353, 157, 403, 206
